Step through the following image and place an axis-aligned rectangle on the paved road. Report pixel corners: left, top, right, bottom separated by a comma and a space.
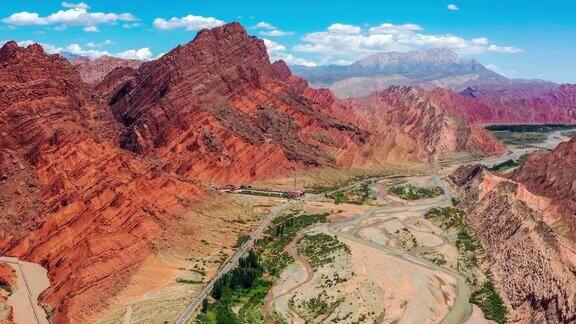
0, 257, 50, 324
175, 176, 390, 324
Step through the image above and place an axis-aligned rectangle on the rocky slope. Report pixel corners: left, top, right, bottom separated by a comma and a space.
70, 55, 142, 84
510, 138, 576, 240
0, 263, 15, 323
461, 84, 576, 124
291, 48, 511, 97
0, 41, 207, 323
451, 165, 576, 323
348, 86, 507, 158
0, 23, 507, 323
98, 23, 504, 185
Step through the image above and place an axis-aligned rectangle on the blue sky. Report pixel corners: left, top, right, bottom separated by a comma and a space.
1, 1, 575, 83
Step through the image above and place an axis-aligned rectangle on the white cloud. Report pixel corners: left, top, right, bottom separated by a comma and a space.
83, 26, 99, 32
116, 47, 152, 60
1, 40, 153, 61
2, 3, 137, 28
153, 15, 224, 30
327, 23, 362, 35
253, 21, 293, 37
254, 21, 274, 29
264, 39, 316, 67
293, 22, 522, 62
447, 4, 459, 11
261, 29, 293, 37
122, 22, 141, 28
3, 12, 47, 25
61, 2, 89, 10
86, 39, 113, 47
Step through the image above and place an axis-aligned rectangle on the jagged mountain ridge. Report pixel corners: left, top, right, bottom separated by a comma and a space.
291, 48, 514, 97
99, 22, 503, 184
0, 41, 207, 323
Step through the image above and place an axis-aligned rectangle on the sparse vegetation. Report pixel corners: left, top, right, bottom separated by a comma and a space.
297, 233, 350, 268
324, 180, 377, 205
487, 124, 576, 146
234, 235, 250, 249
470, 280, 508, 324
196, 212, 329, 323
485, 124, 576, 133
425, 205, 508, 323
388, 183, 444, 200
488, 153, 530, 173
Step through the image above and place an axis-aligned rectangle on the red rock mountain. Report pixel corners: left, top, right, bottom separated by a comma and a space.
460, 84, 576, 124
98, 23, 503, 185
0, 22, 506, 322
451, 165, 576, 323
0, 41, 205, 323
70, 55, 142, 84
511, 137, 576, 239
349, 86, 507, 158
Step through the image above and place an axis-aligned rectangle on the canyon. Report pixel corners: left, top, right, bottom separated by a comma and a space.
0, 20, 575, 324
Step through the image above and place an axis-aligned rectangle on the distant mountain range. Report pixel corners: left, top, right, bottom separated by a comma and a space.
291, 48, 557, 98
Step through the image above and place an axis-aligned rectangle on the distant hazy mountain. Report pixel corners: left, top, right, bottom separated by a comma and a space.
291, 48, 552, 98
58, 51, 88, 61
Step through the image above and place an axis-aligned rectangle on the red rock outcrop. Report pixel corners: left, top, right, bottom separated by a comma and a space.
71, 55, 142, 84
451, 165, 576, 323
460, 84, 576, 124
510, 138, 576, 240
348, 86, 507, 158
0, 41, 206, 323
99, 23, 504, 185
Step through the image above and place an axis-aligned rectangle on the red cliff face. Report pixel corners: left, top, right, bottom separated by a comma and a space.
100, 23, 503, 185
0, 41, 205, 323
349, 86, 507, 158
511, 138, 576, 240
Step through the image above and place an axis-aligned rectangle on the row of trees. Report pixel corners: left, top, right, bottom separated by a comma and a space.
211, 250, 261, 300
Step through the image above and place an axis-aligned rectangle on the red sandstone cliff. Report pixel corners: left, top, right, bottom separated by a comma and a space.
349, 86, 507, 158
510, 138, 576, 240
460, 84, 576, 124
0, 41, 205, 323
451, 165, 576, 323
99, 23, 504, 185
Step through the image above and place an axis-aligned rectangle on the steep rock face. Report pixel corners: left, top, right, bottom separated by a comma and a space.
349, 86, 507, 158
510, 138, 576, 240
460, 84, 576, 124
0, 41, 206, 323
101, 23, 394, 184
71, 55, 142, 84
451, 165, 576, 323
100, 24, 504, 184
